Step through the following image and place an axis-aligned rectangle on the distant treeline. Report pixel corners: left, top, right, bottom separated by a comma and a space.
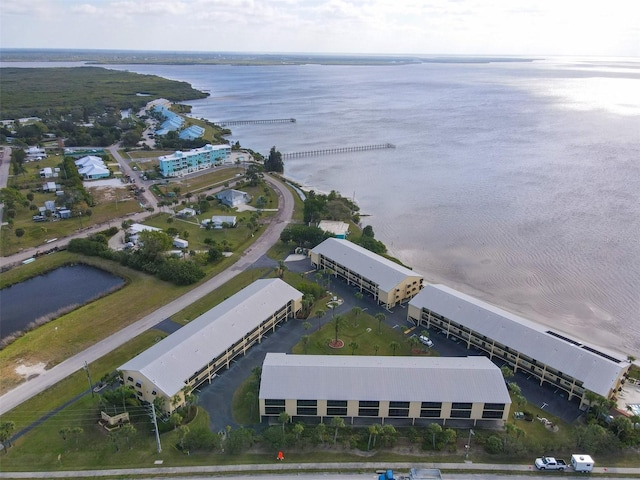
0, 66, 208, 120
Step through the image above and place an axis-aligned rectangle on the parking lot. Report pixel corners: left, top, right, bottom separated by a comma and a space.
197, 256, 585, 431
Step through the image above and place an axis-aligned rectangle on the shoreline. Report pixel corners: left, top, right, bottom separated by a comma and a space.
280, 172, 637, 362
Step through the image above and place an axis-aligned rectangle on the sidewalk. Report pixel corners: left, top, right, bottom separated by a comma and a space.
1, 461, 639, 478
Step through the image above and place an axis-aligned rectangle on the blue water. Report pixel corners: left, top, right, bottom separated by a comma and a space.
6, 58, 640, 357
0, 264, 124, 339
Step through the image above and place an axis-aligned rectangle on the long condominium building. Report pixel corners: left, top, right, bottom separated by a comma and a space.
309, 238, 423, 308
119, 279, 302, 413
259, 353, 511, 427
408, 284, 631, 408
158, 143, 231, 177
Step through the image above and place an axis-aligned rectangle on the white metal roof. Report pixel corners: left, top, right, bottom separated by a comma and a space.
119, 279, 303, 397
409, 284, 628, 397
260, 353, 511, 404
318, 220, 349, 236
310, 238, 422, 292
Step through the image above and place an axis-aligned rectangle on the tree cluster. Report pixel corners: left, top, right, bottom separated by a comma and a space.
67, 230, 205, 286
279, 224, 333, 249
264, 146, 284, 173
352, 224, 387, 255
303, 190, 360, 224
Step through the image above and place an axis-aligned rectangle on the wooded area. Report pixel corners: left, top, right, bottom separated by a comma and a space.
0, 67, 208, 120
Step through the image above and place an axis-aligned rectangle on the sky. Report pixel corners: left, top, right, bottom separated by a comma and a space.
1, 0, 639, 57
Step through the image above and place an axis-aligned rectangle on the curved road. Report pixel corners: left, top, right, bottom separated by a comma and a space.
0, 169, 294, 415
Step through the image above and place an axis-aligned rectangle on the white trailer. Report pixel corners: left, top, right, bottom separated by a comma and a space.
571, 454, 594, 472
173, 238, 189, 249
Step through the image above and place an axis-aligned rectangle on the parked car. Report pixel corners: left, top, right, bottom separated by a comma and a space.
419, 335, 434, 348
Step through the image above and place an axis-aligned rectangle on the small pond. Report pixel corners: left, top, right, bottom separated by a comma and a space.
0, 264, 125, 340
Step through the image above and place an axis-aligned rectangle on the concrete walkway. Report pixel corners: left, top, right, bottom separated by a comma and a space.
1, 461, 639, 478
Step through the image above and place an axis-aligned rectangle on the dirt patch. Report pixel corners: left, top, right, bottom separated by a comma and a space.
15, 361, 47, 380
87, 185, 133, 203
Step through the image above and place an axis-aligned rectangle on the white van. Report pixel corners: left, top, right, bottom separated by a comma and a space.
570, 454, 594, 472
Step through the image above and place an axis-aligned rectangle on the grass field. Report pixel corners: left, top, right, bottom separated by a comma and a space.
0, 253, 188, 394
1, 155, 142, 256
292, 309, 430, 357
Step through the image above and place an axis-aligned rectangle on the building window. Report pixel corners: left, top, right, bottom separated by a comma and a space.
151, 390, 157, 396
359, 400, 379, 417
389, 401, 410, 417
265, 399, 286, 415
127, 376, 133, 382
327, 400, 347, 416
297, 399, 317, 416
482, 403, 505, 419
297, 407, 317, 416
420, 401, 442, 418
135, 382, 142, 388
482, 410, 504, 419
451, 402, 473, 418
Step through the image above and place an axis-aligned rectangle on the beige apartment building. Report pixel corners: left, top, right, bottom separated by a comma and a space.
259, 353, 511, 427
408, 284, 631, 408
119, 279, 303, 414
309, 238, 423, 308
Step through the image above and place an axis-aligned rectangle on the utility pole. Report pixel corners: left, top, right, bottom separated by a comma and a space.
150, 403, 162, 453
465, 428, 475, 459
83, 361, 93, 397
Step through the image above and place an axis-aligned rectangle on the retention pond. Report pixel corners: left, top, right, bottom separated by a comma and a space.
0, 264, 125, 340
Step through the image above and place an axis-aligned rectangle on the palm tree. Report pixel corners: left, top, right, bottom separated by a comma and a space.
315, 309, 325, 331
373, 344, 380, 356
408, 335, 421, 352
302, 321, 312, 332
316, 422, 327, 445
375, 313, 386, 334
352, 306, 362, 327
170, 412, 183, 430
427, 423, 442, 449
354, 291, 363, 303
349, 341, 359, 355
390, 341, 400, 356
332, 314, 343, 346
302, 335, 310, 353
278, 411, 290, 435
293, 422, 304, 441
368, 424, 383, 450
330, 416, 345, 444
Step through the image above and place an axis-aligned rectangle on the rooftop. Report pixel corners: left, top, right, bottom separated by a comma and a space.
310, 238, 422, 292
260, 353, 511, 403
410, 284, 630, 397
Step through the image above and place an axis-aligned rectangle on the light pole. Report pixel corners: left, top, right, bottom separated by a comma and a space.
465, 428, 475, 459
83, 361, 94, 398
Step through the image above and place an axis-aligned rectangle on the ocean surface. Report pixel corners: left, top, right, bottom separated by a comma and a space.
4, 58, 639, 358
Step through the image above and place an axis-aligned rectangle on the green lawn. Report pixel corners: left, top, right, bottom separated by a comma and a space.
0, 253, 189, 394
293, 309, 432, 357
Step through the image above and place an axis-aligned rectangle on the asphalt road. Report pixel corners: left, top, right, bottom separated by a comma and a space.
0, 167, 294, 415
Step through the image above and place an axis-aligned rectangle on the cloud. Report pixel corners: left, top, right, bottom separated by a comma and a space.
2, 0, 53, 16
1, 0, 638, 56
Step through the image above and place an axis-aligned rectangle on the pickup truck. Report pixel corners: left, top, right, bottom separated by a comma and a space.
535, 456, 568, 470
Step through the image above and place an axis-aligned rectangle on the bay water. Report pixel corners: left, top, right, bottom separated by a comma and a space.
12, 58, 640, 357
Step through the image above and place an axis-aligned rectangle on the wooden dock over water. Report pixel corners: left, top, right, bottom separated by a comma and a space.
283, 143, 395, 159
219, 118, 296, 126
